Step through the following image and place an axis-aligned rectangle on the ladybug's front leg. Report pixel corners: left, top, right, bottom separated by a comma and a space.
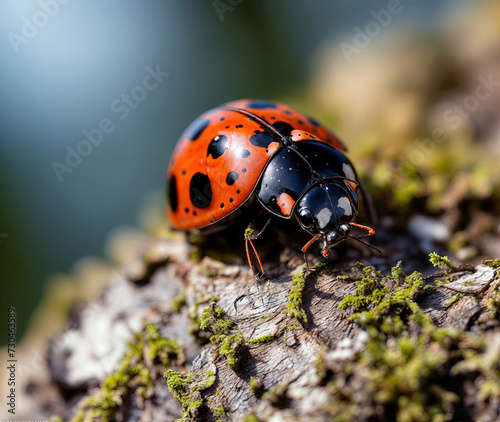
244, 216, 272, 278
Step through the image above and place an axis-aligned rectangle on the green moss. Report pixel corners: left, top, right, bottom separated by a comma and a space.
244, 227, 255, 240
483, 260, 500, 319
145, 322, 185, 365
315, 346, 328, 380
247, 334, 276, 345
170, 292, 186, 312
164, 366, 217, 422
217, 332, 245, 369
204, 369, 217, 387
71, 410, 85, 422
323, 327, 486, 421
200, 301, 241, 369
165, 369, 192, 395
451, 339, 500, 402
338, 265, 386, 312
285, 272, 308, 327
189, 248, 202, 261
487, 288, 500, 319
327, 257, 500, 420
200, 301, 276, 370
429, 252, 455, 270
164, 370, 200, 421
215, 405, 226, 417
262, 384, 288, 408
354, 261, 365, 271
448, 293, 463, 307
188, 295, 218, 344
257, 312, 273, 322
71, 323, 184, 422
249, 376, 263, 396
314, 262, 338, 276
484, 258, 500, 270
338, 262, 430, 334
200, 263, 220, 278
200, 303, 235, 334
479, 380, 500, 400
243, 413, 260, 422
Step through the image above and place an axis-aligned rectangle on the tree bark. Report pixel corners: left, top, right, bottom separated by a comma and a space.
8, 231, 500, 422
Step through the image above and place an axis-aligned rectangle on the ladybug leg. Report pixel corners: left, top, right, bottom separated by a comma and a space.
349, 223, 375, 237
244, 217, 272, 278
349, 222, 375, 238
301, 236, 319, 272
245, 237, 264, 277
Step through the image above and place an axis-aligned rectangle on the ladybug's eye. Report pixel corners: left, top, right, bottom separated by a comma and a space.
298, 208, 314, 229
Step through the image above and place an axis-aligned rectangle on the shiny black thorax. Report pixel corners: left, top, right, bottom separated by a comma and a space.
255, 140, 359, 220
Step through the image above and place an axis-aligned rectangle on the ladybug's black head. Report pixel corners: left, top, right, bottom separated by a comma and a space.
295, 181, 358, 257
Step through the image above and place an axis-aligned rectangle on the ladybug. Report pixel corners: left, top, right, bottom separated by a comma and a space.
167, 99, 376, 274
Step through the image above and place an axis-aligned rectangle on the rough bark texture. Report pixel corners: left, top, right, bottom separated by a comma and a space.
6, 228, 500, 422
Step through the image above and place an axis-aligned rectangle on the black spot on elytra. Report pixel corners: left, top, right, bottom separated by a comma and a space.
220, 203, 224, 209
226, 171, 238, 186
190, 172, 212, 209
308, 116, 319, 126
237, 149, 250, 158
249, 120, 294, 148
230, 198, 234, 203
245, 100, 277, 109
272, 121, 293, 137
242, 168, 247, 173
235, 124, 243, 128
182, 170, 186, 175
249, 132, 276, 148
220, 117, 225, 121
187, 118, 210, 141
185, 207, 189, 213
207, 135, 229, 159
237, 189, 241, 194
168, 175, 178, 212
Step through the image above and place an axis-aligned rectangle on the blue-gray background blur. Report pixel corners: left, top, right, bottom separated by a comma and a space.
0, 0, 464, 342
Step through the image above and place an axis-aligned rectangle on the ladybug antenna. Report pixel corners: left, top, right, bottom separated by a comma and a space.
347, 222, 382, 255
221, 106, 288, 143
348, 236, 384, 255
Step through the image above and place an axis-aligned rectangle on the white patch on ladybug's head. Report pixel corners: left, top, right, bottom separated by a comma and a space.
337, 197, 352, 216
317, 207, 332, 229
342, 163, 355, 180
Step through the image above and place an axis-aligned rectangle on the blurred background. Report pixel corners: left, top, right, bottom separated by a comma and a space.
3, 0, 500, 345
